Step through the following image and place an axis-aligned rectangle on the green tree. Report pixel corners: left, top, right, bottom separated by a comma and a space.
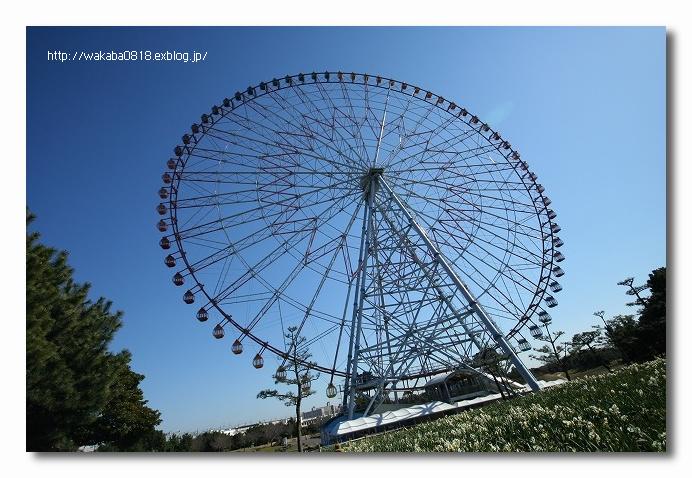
26, 212, 161, 451
87, 351, 162, 451
607, 267, 666, 363
174, 432, 194, 451
569, 330, 613, 373
598, 314, 638, 364
257, 326, 319, 452
637, 267, 666, 359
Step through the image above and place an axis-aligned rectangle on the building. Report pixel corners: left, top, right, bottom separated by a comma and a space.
423, 368, 521, 403
301, 403, 341, 424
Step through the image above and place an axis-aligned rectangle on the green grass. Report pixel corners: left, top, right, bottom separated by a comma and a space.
343, 358, 666, 452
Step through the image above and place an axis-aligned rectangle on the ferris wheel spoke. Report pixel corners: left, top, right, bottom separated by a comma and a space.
311, 81, 390, 168
210, 191, 363, 309
233, 99, 325, 158
386, 182, 544, 250
451, 245, 540, 317
350, 83, 386, 147
299, 83, 368, 167
337, 82, 374, 165
185, 215, 320, 274
265, 84, 368, 170
386, 94, 439, 154
278, 234, 351, 358
403, 185, 546, 239
387, 171, 535, 206
439, 220, 545, 278
174, 179, 359, 238
211, 109, 361, 176
378, 94, 440, 169
382, 123, 475, 173
386, 117, 471, 169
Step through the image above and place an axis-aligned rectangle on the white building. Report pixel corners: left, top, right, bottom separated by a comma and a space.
301, 403, 341, 424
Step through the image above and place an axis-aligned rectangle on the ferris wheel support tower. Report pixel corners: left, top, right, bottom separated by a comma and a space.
344, 170, 541, 419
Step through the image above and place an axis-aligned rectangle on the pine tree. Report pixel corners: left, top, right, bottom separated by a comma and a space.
529, 322, 571, 381
637, 267, 666, 359
85, 351, 162, 451
569, 330, 613, 373
26, 212, 160, 451
257, 326, 319, 452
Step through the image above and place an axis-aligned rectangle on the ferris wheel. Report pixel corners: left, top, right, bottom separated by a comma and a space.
156, 71, 565, 418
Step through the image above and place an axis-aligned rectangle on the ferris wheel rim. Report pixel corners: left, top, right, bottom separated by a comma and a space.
160, 70, 563, 378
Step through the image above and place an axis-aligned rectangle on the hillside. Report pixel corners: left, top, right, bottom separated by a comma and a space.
343, 358, 666, 452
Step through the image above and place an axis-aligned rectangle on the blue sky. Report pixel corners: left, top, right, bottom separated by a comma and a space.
26, 27, 665, 433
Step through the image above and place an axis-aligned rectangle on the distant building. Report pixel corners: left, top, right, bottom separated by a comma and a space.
301, 403, 342, 424
209, 404, 341, 436
213, 417, 291, 436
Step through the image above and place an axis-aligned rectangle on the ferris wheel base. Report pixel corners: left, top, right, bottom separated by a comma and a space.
321, 378, 565, 446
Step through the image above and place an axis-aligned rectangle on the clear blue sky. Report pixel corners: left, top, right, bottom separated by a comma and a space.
26, 27, 665, 433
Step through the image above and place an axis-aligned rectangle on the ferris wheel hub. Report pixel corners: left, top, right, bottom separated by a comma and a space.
360, 167, 385, 194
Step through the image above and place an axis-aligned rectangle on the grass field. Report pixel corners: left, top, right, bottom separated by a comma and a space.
343, 358, 666, 452
231, 434, 322, 452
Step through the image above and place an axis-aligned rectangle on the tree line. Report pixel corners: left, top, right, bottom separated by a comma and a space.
154, 418, 327, 452
526, 266, 666, 380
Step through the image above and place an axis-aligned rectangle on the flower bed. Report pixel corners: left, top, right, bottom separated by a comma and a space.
344, 358, 666, 452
